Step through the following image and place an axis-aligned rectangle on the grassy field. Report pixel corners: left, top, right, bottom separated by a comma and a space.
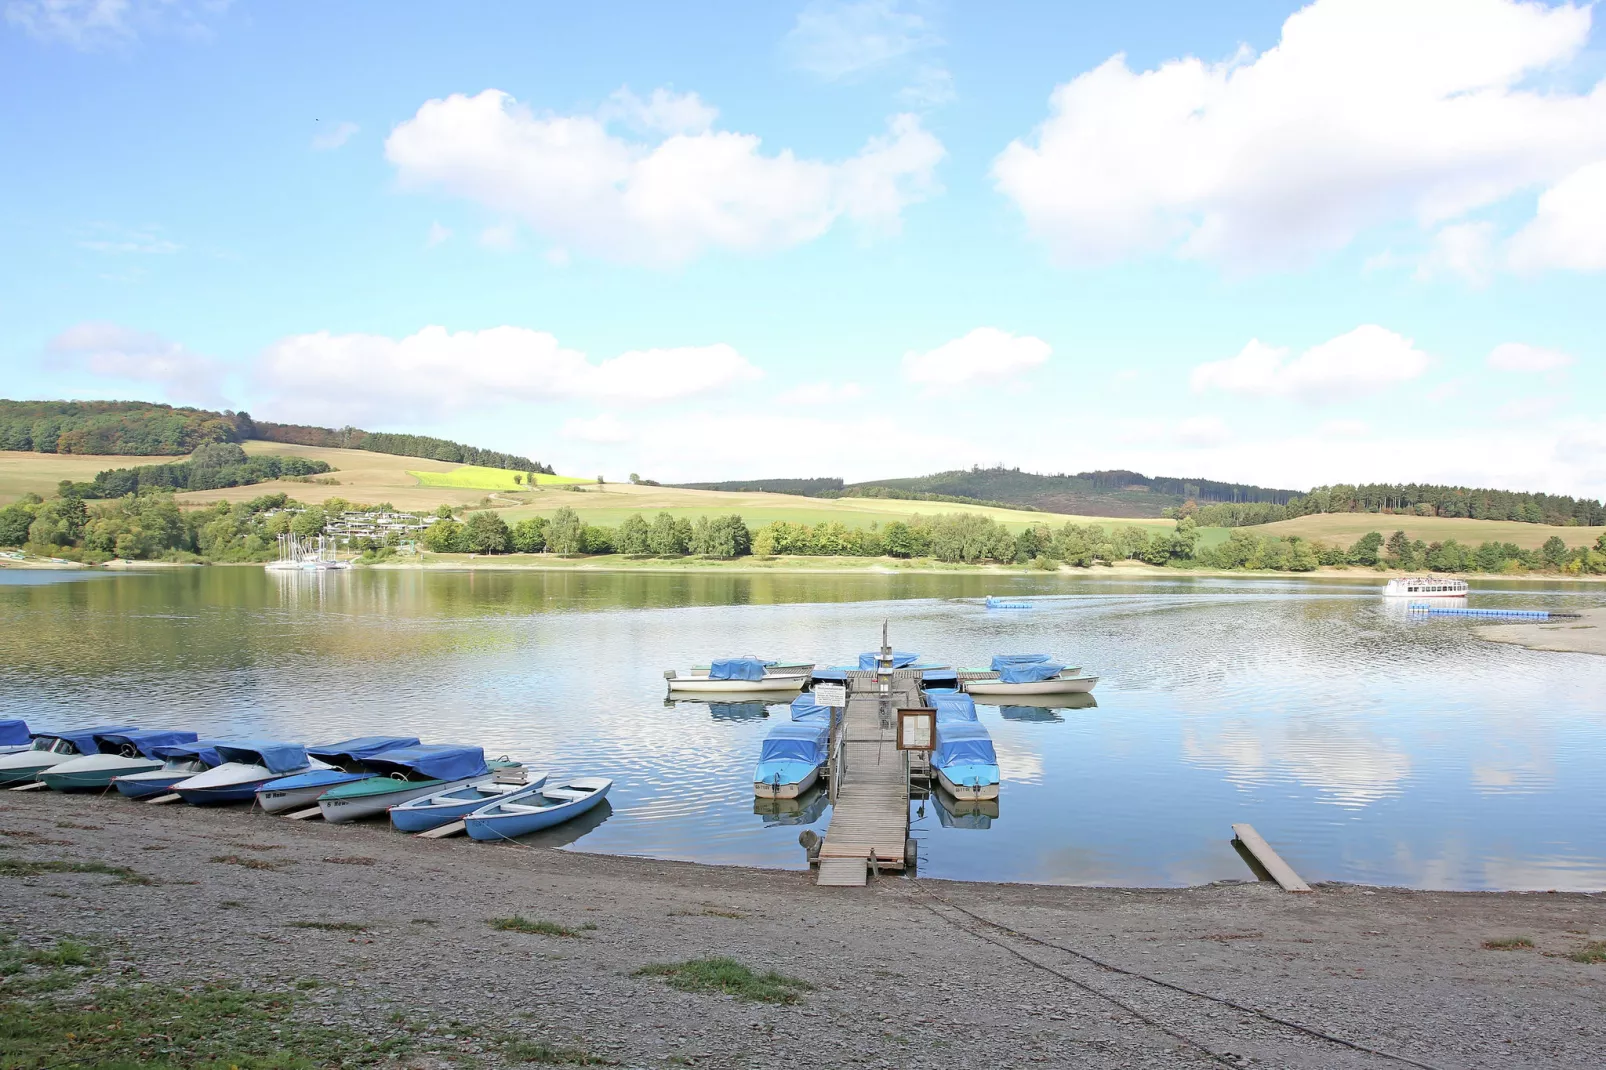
1256, 513, 1605, 552
410, 465, 588, 490
0, 449, 185, 503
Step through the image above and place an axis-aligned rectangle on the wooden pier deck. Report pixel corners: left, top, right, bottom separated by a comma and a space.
817, 669, 919, 887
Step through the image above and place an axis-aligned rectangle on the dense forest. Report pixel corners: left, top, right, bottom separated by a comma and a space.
57, 443, 333, 498
1186, 482, 1606, 528
0, 399, 548, 472
669, 477, 845, 496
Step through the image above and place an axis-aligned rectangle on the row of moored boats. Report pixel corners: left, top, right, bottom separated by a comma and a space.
0, 722, 609, 840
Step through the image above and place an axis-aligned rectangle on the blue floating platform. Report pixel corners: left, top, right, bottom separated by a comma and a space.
1407, 604, 1552, 620
985, 596, 1033, 610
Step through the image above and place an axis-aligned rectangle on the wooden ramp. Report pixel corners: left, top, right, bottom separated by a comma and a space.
1231, 823, 1312, 893
816, 670, 916, 886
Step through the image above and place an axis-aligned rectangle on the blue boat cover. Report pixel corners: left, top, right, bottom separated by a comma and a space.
44, 725, 138, 755
0, 719, 28, 746
810, 667, 851, 683
151, 740, 226, 767
362, 744, 487, 781
932, 722, 999, 770
93, 729, 199, 758
215, 740, 310, 774
710, 657, 767, 681
930, 692, 978, 722
857, 650, 919, 669
921, 668, 959, 685
307, 735, 421, 764
999, 661, 1066, 683
759, 722, 828, 766
990, 654, 1053, 670
260, 768, 367, 790
790, 694, 832, 722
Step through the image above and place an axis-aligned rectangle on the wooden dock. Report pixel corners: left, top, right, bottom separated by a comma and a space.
1231, 823, 1312, 893
816, 668, 920, 887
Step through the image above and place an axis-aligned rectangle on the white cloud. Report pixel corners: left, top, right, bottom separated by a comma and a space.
901, 327, 1050, 388
784, 0, 936, 80
5, 0, 230, 50
45, 322, 223, 402
601, 87, 717, 135
992, 0, 1606, 268
385, 88, 943, 265
424, 221, 452, 248
1414, 222, 1495, 286
75, 223, 179, 255
775, 381, 864, 405
1494, 396, 1560, 421
1487, 342, 1574, 372
478, 221, 518, 250
1191, 325, 1430, 403
311, 120, 359, 151
254, 326, 763, 424
1508, 160, 1606, 273
561, 414, 632, 444
1174, 415, 1231, 447
1319, 419, 1371, 438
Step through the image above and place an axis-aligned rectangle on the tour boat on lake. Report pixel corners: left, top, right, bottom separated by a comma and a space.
1383, 576, 1468, 599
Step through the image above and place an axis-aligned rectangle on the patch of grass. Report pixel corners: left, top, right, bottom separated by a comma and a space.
0, 831, 72, 846
323, 855, 376, 866
409, 918, 438, 925
1482, 936, 1535, 950
218, 899, 244, 909
294, 978, 322, 990
54, 822, 101, 830
287, 920, 367, 933
1567, 941, 1606, 964
632, 957, 813, 1004
209, 854, 292, 871
225, 842, 283, 852
503, 1038, 612, 1065
0, 859, 152, 884
25, 940, 97, 968
489, 916, 594, 938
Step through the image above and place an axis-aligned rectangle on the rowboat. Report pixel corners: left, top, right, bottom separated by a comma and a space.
255, 735, 421, 813
0, 725, 138, 786
39, 729, 199, 791
113, 741, 226, 799
931, 721, 1000, 801
0, 719, 31, 755
389, 767, 547, 833
463, 777, 612, 841
753, 721, 829, 799
666, 658, 812, 693
172, 741, 319, 805
316, 745, 518, 823
961, 654, 1096, 696
964, 672, 1099, 696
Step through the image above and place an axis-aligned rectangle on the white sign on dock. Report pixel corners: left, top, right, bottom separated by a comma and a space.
814, 683, 847, 707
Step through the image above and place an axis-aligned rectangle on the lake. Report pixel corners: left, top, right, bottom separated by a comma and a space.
2, 566, 1603, 891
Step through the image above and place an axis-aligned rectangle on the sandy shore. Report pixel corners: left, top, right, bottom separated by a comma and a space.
1476, 608, 1606, 657
3, 791, 1604, 1068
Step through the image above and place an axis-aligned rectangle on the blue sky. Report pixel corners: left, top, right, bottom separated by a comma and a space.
3, 0, 1604, 494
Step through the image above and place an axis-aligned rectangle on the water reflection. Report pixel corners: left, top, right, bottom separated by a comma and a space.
753, 787, 829, 827
2, 568, 1604, 889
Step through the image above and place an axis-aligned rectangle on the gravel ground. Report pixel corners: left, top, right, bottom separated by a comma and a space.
1477, 608, 1606, 657
2, 790, 1604, 1069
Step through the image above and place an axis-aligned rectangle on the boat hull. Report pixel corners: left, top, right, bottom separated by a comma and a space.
464, 780, 612, 841
668, 675, 808, 693
0, 752, 72, 785
389, 774, 548, 833
174, 762, 309, 805
256, 772, 370, 813
965, 674, 1098, 696
319, 774, 496, 823
934, 767, 1000, 801
752, 765, 820, 800
40, 754, 162, 791
113, 770, 197, 799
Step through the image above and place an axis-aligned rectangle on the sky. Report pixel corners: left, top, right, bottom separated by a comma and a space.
2, 0, 1604, 495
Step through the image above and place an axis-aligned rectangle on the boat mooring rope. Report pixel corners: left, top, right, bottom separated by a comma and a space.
908, 880, 1446, 1070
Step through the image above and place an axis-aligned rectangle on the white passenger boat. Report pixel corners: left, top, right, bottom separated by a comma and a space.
1383, 576, 1468, 598
961, 654, 1098, 696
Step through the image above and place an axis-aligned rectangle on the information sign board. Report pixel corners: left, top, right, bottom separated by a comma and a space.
813, 683, 847, 707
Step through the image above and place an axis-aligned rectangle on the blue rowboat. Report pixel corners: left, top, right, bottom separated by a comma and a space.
931, 721, 1000, 801
389, 768, 548, 833
753, 721, 828, 799
463, 777, 612, 841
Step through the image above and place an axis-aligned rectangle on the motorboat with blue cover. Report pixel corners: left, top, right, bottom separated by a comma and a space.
39, 729, 199, 791
753, 719, 830, 799
389, 767, 548, 832
317, 745, 518, 823
666, 657, 812, 694
0, 725, 137, 786
463, 776, 613, 841
789, 693, 833, 722
113, 740, 227, 799
857, 650, 921, 670
255, 735, 421, 813
924, 689, 979, 722
962, 654, 1097, 696
0, 719, 31, 755
931, 721, 1001, 801
172, 741, 317, 804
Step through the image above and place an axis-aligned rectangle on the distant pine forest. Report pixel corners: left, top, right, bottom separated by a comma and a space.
0, 399, 549, 473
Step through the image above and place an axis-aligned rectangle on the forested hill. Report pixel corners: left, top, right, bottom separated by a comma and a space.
0, 400, 550, 473
841, 468, 1298, 517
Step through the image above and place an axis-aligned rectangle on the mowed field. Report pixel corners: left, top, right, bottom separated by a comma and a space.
0, 441, 1177, 532
1257, 513, 1605, 552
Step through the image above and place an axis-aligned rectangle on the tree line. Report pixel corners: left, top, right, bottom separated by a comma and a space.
56, 443, 332, 498
1184, 482, 1606, 528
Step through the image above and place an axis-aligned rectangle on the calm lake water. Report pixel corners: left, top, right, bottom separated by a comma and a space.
3, 567, 1604, 891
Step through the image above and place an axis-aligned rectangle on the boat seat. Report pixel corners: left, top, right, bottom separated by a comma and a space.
492, 769, 529, 785
542, 788, 590, 801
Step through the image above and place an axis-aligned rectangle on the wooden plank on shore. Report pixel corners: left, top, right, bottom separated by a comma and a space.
817, 857, 868, 887
284, 806, 325, 820
145, 792, 183, 805
1231, 823, 1312, 893
416, 820, 466, 839
9, 782, 48, 792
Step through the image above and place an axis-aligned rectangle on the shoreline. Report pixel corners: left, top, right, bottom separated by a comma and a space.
1476, 607, 1606, 657
3, 790, 1604, 1068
